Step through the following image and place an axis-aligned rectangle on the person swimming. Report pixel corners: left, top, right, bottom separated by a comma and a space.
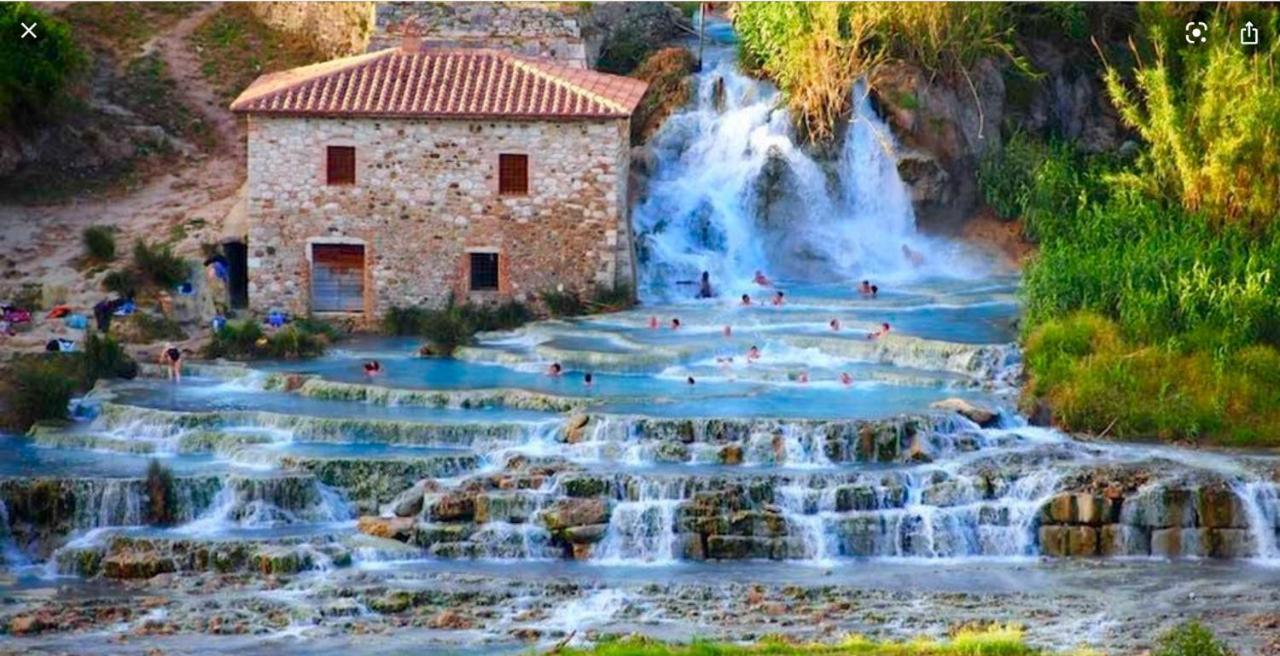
363, 360, 382, 377
741, 293, 751, 306
829, 318, 840, 331
840, 372, 853, 386
547, 362, 563, 377
771, 291, 785, 306
867, 322, 891, 340
753, 270, 772, 286
161, 343, 183, 383
671, 318, 681, 330
584, 372, 594, 387
747, 345, 761, 362
697, 271, 714, 299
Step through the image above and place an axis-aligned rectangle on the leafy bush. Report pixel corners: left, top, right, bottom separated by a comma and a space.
735, 3, 1022, 141
462, 300, 533, 333
1155, 622, 1235, 656
7, 359, 78, 428
595, 26, 652, 75
83, 333, 139, 381
589, 284, 635, 313
203, 320, 330, 360
145, 459, 176, 526
82, 226, 117, 262
382, 306, 431, 336
122, 312, 187, 343
0, 3, 86, 127
1103, 10, 1280, 230
384, 300, 534, 355
131, 240, 190, 289
540, 289, 586, 318
419, 306, 473, 356
102, 269, 141, 296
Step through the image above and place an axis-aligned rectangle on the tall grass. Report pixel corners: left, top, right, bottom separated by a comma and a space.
556, 624, 1040, 655
734, 3, 1023, 142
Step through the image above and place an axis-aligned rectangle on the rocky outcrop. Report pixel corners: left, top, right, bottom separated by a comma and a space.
280, 454, 477, 512
930, 398, 1000, 427
56, 534, 353, 579
1037, 479, 1264, 559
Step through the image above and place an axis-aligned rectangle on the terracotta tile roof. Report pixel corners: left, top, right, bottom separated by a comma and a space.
230, 47, 649, 120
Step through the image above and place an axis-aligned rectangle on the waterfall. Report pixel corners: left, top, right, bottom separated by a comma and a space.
633, 41, 977, 302
594, 479, 682, 564
1235, 481, 1280, 559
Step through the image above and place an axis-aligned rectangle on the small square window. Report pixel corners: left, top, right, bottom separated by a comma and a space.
470, 252, 500, 291
326, 146, 355, 185
498, 153, 528, 195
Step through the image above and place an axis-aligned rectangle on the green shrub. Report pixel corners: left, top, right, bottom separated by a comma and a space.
588, 284, 634, 313
540, 289, 586, 318
203, 320, 329, 360
122, 313, 187, 343
8, 358, 78, 428
83, 333, 138, 381
1155, 622, 1235, 656
145, 459, 176, 526
384, 300, 533, 355
0, 3, 86, 127
131, 240, 190, 289
462, 300, 533, 333
382, 306, 430, 336
419, 306, 473, 356
596, 26, 652, 75
82, 226, 117, 262
102, 269, 141, 296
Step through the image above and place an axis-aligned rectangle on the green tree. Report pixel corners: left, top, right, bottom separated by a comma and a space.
0, 3, 86, 127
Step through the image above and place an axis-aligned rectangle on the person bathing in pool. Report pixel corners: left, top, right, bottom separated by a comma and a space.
363, 360, 383, 378
753, 270, 772, 287
747, 345, 761, 362
160, 343, 183, 383
697, 271, 714, 299
671, 318, 681, 330
771, 291, 785, 306
547, 362, 563, 377
584, 372, 594, 388
859, 280, 873, 296
840, 372, 854, 386
741, 293, 751, 306
867, 322, 891, 340
829, 318, 841, 331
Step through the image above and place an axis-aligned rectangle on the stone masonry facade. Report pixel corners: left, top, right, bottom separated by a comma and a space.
245, 115, 635, 320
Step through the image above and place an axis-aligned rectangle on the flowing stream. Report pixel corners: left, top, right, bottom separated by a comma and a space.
2, 24, 1279, 655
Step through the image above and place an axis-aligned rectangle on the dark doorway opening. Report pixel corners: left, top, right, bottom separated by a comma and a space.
224, 240, 249, 309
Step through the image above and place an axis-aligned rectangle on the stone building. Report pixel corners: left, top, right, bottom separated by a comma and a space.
230, 43, 647, 322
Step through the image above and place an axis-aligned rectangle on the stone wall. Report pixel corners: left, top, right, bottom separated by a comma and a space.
245, 115, 634, 320
249, 2, 376, 58
369, 2, 588, 67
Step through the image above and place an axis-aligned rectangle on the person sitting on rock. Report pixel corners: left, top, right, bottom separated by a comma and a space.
867, 322, 891, 340
547, 362, 563, 377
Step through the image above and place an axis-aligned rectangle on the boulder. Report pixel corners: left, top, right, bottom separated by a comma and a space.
654, 441, 690, 463
1195, 486, 1246, 529
718, 443, 744, 465
564, 414, 591, 444
1100, 524, 1150, 557
357, 515, 415, 541
1206, 528, 1252, 559
102, 550, 176, 580
563, 523, 609, 545
1039, 525, 1098, 557
541, 498, 609, 533
428, 492, 476, 522
388, 481, 428, 517
929, 398, 998, 428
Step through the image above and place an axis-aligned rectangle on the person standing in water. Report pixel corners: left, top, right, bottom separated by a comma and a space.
753, 270, 772, 286
584, 372, 594, 387
902, 244, 925, 267
747, 345, 761, 362
160, 343, 183, 383
697, 271, 714, 299
741, 293, 752, 306
859, 280, 873, 296
771, 291, 785, 306
671, 318, 681, 330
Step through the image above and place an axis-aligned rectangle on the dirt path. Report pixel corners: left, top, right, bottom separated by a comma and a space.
0, 2, 243, 352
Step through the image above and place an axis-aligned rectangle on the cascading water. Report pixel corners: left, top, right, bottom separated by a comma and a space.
633, 32, 982, 302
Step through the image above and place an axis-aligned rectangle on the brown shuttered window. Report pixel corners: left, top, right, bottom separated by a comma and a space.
498, 153, 528, 195
326, 146, 355, 185
469, 252, 500, 291
311, 244, 365, 312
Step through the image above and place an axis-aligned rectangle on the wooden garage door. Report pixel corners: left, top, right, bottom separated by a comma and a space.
311, 244, 364, 312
